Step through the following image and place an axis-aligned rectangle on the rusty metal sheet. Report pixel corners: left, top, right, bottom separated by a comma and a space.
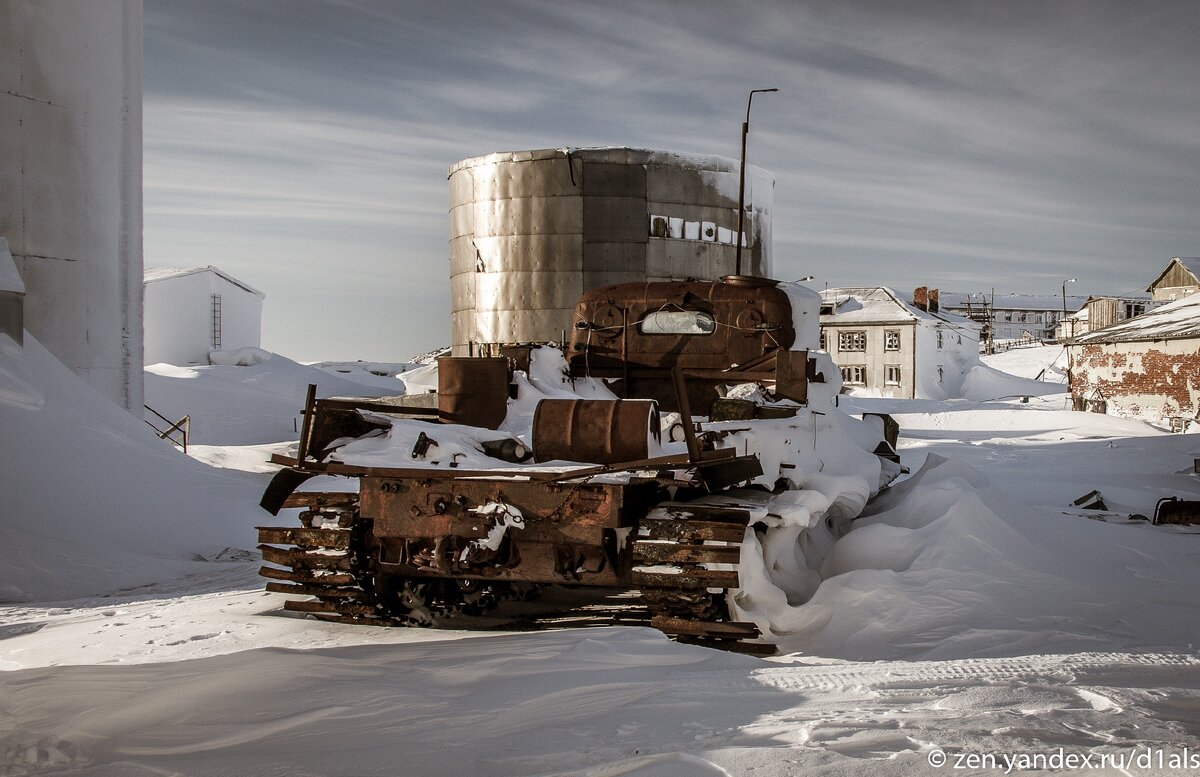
362, 476, 657, 546
437, 356, 509, 429
1154, 498, 1200, 525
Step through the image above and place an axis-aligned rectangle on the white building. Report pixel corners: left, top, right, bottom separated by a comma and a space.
0, 0, 143, 409
144, 266, 264, 366
819, 287, 981, 399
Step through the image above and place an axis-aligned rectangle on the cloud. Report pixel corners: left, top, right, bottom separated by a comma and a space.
142, 0, 1200, 360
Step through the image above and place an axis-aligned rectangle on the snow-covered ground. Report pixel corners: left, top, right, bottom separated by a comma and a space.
3, 335, 1199, 776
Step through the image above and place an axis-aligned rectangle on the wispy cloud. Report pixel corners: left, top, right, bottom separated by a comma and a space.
143, 0, 1200, 360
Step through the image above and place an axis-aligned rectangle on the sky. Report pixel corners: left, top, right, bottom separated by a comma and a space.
142, 0, 1200, 362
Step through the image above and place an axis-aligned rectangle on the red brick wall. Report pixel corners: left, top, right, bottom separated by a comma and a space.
1070, 341, 1200, 420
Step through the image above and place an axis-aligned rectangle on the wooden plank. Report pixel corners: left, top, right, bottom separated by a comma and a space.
282, 599, 379, 617
258, 545, 352, 571
632, 543, 742, 565
632, 569, 740, 588
265, 582, 361, 599
258, 566, 357, 586
650, 615, 760, 639
280, 492, 359, 509
257, 526, 350, 550
673, 636, 777, 656
639, 520, 748, 543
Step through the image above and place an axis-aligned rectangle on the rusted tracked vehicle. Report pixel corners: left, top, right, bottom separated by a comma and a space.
258, 277, 871, 653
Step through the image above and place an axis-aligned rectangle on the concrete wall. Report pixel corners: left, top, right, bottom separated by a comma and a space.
1068, 339, 1200, 423
144, 272, 263, 366
0, 0, 143, 409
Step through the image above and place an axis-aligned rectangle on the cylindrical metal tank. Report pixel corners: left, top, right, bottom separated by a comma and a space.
0, 0, 143, 410
437, 356, 510, 429
448, 148, 774, 356
532, 398, 660, 464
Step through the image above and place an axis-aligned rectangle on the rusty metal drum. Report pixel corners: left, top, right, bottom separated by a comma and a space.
532, 399, 660, 464
437, 357, 510, 429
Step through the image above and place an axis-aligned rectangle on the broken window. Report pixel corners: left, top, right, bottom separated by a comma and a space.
936, 329, 944, 349
639, 310, 716, 335
884, 330, 900, 351
840, 365, 866, 385
838, 331, 867, 351
885, 365, 901, 385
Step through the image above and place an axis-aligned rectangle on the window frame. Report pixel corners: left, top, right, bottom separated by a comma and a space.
840, 365, 866, 386
637, 309, 717, 336
838, 330, 867, 352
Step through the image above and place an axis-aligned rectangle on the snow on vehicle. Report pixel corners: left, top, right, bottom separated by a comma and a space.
257, 277, 900, 653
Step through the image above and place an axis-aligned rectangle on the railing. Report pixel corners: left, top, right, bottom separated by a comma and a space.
145, 405, 190, 452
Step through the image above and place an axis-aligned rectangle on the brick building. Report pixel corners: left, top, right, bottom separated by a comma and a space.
1066, 293, 1200, 426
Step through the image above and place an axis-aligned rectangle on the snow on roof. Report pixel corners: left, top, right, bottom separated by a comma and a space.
1072, 291, 1200, 344
144, 266, 265, 298
820, 287, 979, 329
0, 237, 24, 294
447, 147, 770, 181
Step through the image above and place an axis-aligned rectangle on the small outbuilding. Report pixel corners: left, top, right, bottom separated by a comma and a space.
819, 287, 980, 399
1146, 257, 1200, 302
143, 266, 264, 366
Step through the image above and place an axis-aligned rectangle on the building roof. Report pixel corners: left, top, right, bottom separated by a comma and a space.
144, 266, 265, 298
820, 287, 980, 331
939, 292, 1090, 312
1145, 257, 1200, 293
1072, 291, 1200, 344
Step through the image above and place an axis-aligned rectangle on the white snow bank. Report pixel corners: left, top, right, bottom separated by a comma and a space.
145, 349, 408, 445
762, 453, 1200, 659
0, 333, 266, 602
960, 362, 1067, 401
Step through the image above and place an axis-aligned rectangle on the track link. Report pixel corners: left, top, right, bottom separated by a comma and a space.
633, 502, 774, 655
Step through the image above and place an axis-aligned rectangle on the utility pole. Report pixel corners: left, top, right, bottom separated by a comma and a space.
735, 88, 778, 276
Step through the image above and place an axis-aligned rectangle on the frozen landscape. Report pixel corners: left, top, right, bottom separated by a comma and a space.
3, 336, 1200, 776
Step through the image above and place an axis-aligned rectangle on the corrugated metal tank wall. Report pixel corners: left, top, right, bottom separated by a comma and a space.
448, 148, 773, 355
0, 0, 143, 410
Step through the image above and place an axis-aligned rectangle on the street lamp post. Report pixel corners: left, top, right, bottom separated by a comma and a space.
735, 87, 778, 277
1062, 278, 1076, 338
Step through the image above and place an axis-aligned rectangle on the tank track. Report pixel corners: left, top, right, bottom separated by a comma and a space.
632, 503, 773, 655
258, 493, 773, 655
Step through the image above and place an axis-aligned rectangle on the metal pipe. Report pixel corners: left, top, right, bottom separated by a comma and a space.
735, 88, 779, 276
